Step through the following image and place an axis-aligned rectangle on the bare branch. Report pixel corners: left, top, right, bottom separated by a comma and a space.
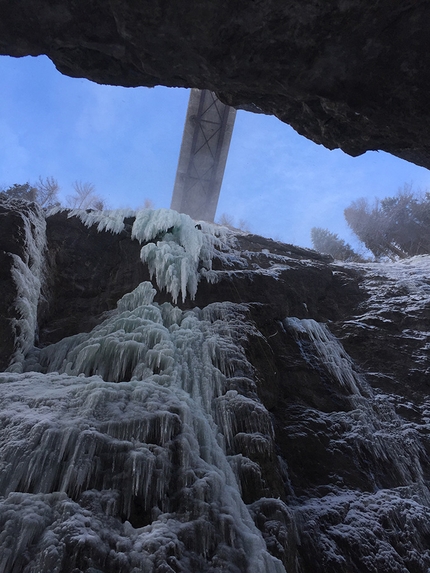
67, 181, 105, 210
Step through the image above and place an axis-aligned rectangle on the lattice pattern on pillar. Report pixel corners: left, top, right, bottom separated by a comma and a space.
171, 89, 236, 222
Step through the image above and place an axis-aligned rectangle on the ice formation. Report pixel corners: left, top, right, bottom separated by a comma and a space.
8, 202, 46, 367
54, 207, 232, 303
1, 275, 285, 573
282, 315, 430, 570
4, 206, 430, 572
283, 317, 363, 395
284, 317, 427, 488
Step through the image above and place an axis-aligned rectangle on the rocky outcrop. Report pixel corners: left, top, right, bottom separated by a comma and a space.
41, 210, 149, 344
1, 1, 430, 167
2, 204, 430, 572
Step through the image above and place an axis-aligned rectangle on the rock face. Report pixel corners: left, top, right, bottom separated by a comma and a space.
1, 2, 430, 167
2, 202, 430, 572
41, 210, 149, 344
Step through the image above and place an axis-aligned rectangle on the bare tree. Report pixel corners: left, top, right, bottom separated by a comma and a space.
218, 213, 250, 232
218, 213, 235, 228
35, 176, 60, 208
67, 181, 106, 210
237, 218, 251, 233
0, 178, 59, 208
143, 198, 155, 210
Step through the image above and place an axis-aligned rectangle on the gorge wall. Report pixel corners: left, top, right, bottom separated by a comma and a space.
1, 199, 430, 572
1, 1, 430, 168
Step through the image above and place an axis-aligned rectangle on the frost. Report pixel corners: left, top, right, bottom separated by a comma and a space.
7, 207, 430, 571
340, 255, 430, 321
9, 203, 47, 369
284, 316, 427, 492
296, 487, 430, 572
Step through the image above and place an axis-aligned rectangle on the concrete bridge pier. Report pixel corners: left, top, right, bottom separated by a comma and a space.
170, 89, 236, 222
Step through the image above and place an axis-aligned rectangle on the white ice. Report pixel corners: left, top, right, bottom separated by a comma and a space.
60, 207, 234, 303
9, 203, 47, 369
284, 317, 363, 395
1, 281, 285, 573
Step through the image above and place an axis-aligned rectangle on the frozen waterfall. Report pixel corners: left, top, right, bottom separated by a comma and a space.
0, 208, 285, 573
3, 205, 430, 573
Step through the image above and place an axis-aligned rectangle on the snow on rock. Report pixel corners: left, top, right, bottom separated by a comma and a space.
4, 205, 430, 572
296, 486, 430, 573
335, 255, 430, 395
284, 317, 427, 491
341, 255, 430, 322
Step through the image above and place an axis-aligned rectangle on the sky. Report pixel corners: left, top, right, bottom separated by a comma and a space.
1, 54, 430, 251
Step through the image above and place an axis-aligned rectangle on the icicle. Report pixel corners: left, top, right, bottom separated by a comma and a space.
0, 370, 285, 573
3, 284, 287, 572
284, 317, 363, 394
67, 208, 136, 234
133, 209, 227, 303
117, 281, 157, 311
8, 203, 47, 370
64, 206, 234, 303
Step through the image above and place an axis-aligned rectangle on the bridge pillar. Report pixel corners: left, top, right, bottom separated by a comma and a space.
170, 89, 236, 222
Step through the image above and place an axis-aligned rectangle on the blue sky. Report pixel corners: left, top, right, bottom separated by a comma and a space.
1, 54, 430, 251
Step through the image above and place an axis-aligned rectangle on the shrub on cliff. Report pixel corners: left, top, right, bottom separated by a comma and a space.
311, 227, 364, 262
0, 177, 60, 208
1, 178, 106, 211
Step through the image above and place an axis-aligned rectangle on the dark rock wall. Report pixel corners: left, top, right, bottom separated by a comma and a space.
41, 211, 149, 344
2, 207, 430, 572
1, 1, 430, 167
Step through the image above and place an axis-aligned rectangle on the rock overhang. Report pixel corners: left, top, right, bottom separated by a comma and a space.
1, 0, 430, 168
